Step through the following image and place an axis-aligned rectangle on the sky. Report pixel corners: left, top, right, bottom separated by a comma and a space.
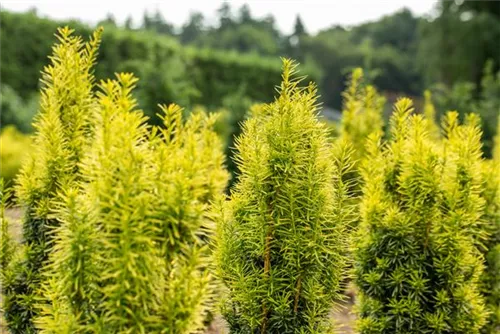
1, 0, 438, 34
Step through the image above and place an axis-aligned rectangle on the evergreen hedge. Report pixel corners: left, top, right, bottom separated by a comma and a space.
0, 10, 304, 118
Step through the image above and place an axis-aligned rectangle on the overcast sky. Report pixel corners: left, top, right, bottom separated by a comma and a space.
1, 0, 438, 34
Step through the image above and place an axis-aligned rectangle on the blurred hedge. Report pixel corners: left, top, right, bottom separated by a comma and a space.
0, 126, 32, 185
0, 85, 38, 133
0, 10, 319, 125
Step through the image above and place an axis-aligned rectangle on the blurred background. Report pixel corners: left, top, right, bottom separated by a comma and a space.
1, 0, 499, 185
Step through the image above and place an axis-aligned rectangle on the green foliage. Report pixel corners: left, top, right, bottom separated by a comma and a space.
0, 10, 291, 126
0, 85, 38, 133
417, 96, 500, 333
427, 60, 500, 157
355, 100, 487, 333
495, 120, 500, 161
339, 68, 385, 165
418, 0, 500, 88
1, 23, 231, 333
214, 59, 352, 333
0, 126, 33, 185
3, 26, 102, 333
422, 90, 440, 141
35, 73, 227, 332
479, 119, 500, 333
336, 68, 385, 204
0, 179, 16, 275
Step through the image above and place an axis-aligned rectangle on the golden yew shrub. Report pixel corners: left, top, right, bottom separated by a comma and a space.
355, 99, 488, 333
1, 27, 228, 334
2, 27, 102, 333
35, 75, 228, 333
214, 59, 353, 333
422, 92, 500, 333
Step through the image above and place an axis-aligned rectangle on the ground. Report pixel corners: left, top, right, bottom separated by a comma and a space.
1, 208, 356, 333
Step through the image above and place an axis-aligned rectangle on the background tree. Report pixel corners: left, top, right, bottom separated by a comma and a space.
418, 0, 500, 87
217, 2, 233, 30
124, 15, 133, 30
180, 12, 204, 44
97, 13, 116, 27
239, 4, 252, 24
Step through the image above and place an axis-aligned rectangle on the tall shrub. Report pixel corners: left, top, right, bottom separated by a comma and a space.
3, 27, 101, 333
35, 71, 228, 332
214, 59, 352, 333
355, 99, 487, 333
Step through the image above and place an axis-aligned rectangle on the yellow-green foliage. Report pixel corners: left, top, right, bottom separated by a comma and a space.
152, 103, 228, 331
339, 68, 385, 163
423, 90, 440, 141
214, 59, 353, 333
3, 27, 102, 334
495, 119, 500, 161
355, 100, 487, 333
480, 119, 500, 333
35, 72, 228, 333
420, 92, 500, 333
0, 126, 32, 185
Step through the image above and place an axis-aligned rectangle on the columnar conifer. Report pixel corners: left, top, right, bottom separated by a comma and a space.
3, 27, 101, 333
214, 59, 352, 333
355, 99, 487, 333
35, 69, 227, 332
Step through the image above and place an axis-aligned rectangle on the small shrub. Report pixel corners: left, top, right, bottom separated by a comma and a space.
420, 94, 500, 333
337, 68, 385, 201
355, 100, 487, 333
